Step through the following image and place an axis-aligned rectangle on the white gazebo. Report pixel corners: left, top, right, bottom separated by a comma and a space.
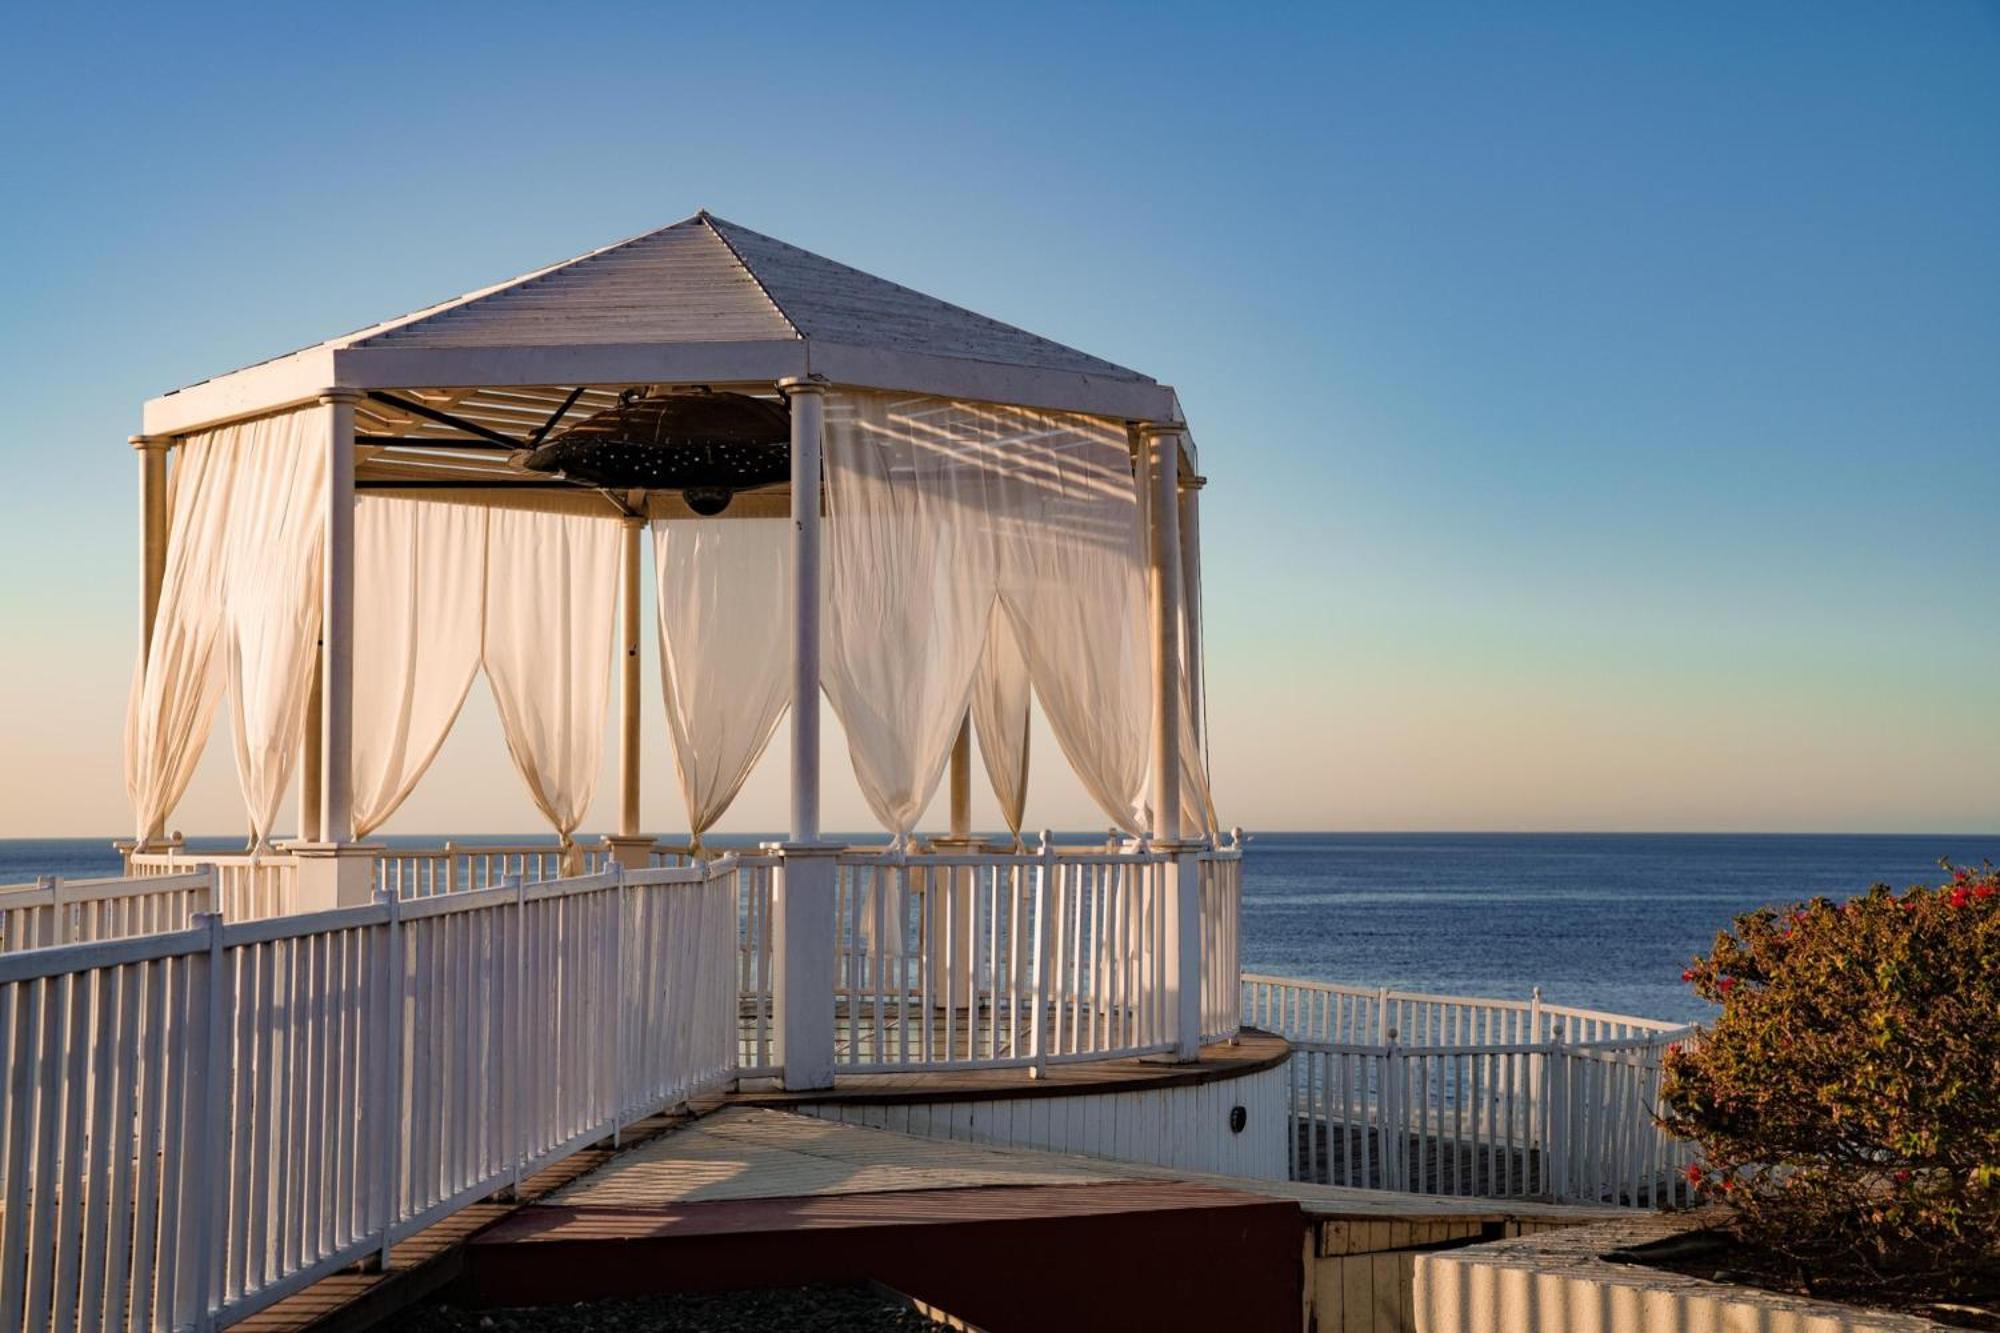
122, 211, 1234, 1089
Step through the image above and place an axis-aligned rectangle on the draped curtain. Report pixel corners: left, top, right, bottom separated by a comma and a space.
822, 393, 1001, 838
350, 498, 487, 838
968, 606, 1031, 842
125, 408, 326, 846
651, 517, 793, 846
983, 407, 1154, 835
483, 507, 620, 848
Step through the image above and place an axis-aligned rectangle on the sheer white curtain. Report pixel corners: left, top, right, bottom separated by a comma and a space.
218, 410, 328, 847
969, 605, 1032, 842
350, 498, 487, 838
125, 425, 247, 842
124, 409, 327, 847
984, 408, 1153, 835
822, 393, 1001, 838
483, 508, 620, 852
651, 517, 792, 846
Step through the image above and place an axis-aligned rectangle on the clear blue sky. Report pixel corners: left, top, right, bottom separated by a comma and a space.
2, 2, 1996, 837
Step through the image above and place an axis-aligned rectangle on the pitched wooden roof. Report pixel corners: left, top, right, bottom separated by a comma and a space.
144, 213, 1176, 436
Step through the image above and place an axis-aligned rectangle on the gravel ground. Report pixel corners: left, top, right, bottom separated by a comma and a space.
387, 1285, 946, 1332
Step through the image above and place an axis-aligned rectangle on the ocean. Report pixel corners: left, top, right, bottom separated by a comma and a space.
7, 831, 1994, 1027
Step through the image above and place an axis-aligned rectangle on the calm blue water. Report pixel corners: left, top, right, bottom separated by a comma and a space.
8, 832, 1994, 1027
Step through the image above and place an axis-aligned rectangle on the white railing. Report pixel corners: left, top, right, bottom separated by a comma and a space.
828, 845, 1175, 1073
0, 860, 737, 1332
734, 854, 779, 1076
1198, 844, 1243, 1043
1246, 974, 1695, 1207
370, 840, 697, 900
128, 852, 296, 921
0, 871, 217, 954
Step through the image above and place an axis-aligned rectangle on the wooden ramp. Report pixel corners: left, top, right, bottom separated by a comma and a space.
454, 1107, 1303, 1332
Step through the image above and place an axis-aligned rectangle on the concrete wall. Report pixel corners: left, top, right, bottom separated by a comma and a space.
1308, 1215, 1588, 1333
793, 1062, 1290, 1180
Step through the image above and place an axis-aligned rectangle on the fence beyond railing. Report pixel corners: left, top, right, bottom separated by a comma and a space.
0, 870, 217, 954
0, 859, 736, 1332
1245, 974, 1696, 1208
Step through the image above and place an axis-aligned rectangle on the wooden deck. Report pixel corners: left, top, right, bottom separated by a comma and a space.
233, 1038, 1623, 1333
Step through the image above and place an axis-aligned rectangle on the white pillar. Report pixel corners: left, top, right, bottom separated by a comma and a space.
297, 656, 323, 843
781, 379, 825, 844
618, 515, 644, 834
132, 436, 170, 664
1141, 422, 1201, 1061
947, 713, 972, 841
772, 377, 835, 1090
295, 389, 375, 910
130, 435, 172, 851
1142, 425, 1183, 846
1178, 476, 1206, 756
319, 389, 359, 844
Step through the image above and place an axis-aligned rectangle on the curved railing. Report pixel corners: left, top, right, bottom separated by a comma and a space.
1245, 974, 1697, 1208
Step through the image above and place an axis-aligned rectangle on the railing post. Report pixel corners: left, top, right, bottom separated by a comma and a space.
1381, 1030, 1401, 1192
1527, 985, 1545, 1151
1545, 1019, 1569, 1202
610, 866, 626, 1145
191, 910, 227, 1331
770, 843, 837, 1091
369, 889, 404, 1272
41, 877, 68, 947
1028, 832, 1055, 1079
506, 874, 525, 1199
1375, 985, 1390, 1047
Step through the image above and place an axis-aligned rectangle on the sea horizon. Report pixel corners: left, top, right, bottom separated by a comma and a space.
9, 829, 1995, 1030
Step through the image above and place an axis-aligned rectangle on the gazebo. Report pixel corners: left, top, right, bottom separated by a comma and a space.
122, 211, 1233, 1088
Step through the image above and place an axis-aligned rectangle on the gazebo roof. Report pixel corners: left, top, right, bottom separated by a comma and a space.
144, 212, 1181, 437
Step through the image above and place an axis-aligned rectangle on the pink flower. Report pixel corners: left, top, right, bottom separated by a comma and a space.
1894, 1169, 1912, 1185
1950, 887, 1971, 909
1975, 884, 1994, 901
1681, 968, 1695, 984
1719, 976, 1737, 996
1685, 1163, 1703, 1184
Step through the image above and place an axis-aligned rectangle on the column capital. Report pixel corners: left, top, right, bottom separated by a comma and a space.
1179, 473, 1208, 491
1132, 419, 1184, 439
129, 433, 172, 452
776, 375, 829, 396
316, 387, 366, 406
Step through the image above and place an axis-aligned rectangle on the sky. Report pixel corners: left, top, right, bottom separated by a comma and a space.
0, 2, 1996, 839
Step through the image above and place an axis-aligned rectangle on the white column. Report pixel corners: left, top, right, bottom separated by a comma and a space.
132, 436, 170, 663
1143, 425, 1183, 846
319, 389, 359, 844
947, 713, 972, 841
1178, 476, 1206, 756
1141, 422, 1200, 1061
296, 656, 323, 843
782, 379, 825, 844
294, 389, 375, 910
618, 513, 647, 841
772, 377, 834, 1090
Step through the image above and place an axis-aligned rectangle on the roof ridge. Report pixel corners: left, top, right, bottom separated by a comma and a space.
697, 213, 801, 339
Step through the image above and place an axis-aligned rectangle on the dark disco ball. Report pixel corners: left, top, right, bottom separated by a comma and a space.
521, 389, 790, 513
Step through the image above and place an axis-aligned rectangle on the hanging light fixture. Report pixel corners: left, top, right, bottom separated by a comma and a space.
520, 387, 791, 514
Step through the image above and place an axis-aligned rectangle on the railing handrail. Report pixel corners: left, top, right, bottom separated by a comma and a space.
0, 862, 719, 984
1242, 971, 1686, 1033
0, 868, 213, 903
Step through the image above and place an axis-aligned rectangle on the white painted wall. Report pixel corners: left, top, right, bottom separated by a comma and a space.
794, 1064, 1289, 1181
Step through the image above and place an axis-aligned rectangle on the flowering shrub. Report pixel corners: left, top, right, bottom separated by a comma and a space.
1660, 863, 2000, 1305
